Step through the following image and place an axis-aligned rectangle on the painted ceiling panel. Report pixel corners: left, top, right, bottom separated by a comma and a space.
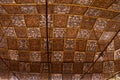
0, 0, 120, 80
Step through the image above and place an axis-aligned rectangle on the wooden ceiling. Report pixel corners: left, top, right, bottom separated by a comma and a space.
0, 0, 120, 80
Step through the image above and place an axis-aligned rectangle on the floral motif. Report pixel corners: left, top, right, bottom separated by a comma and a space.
77, 29, 90, 39
21, 6, 37, 14
3, 27, 16, 37
68, 15, 82, 28
94, 19, 108, 31
9, 50, 18, 61
100, 32, 115, 41
52, 51, 63, 62
103, 61, 114, 73
65, 39, 75, 50
30, 52, 41, 62
11, 16, 26, 27
86, 40, 97, 52
28, 28, 41, 38
54, 5, 70, 14
54, 28, 66, 38
74, 52, 85, 62
18, 39, 29, 50
86, 8, 102, 16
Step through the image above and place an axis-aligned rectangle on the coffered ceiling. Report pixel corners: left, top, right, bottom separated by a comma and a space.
0, 0, 120, 80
